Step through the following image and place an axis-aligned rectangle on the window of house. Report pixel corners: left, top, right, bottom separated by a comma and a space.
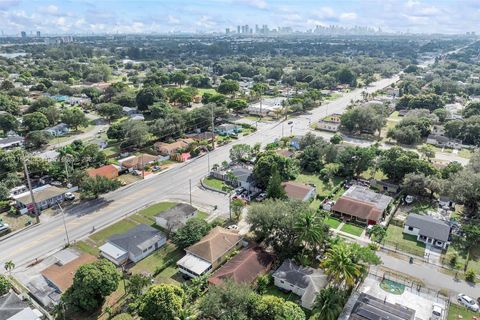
408, 226, 414, 231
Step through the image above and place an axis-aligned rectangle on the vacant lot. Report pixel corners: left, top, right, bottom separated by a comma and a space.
295, 174, 343, 198
203, 177, 233, 192
447, 303, 478, 320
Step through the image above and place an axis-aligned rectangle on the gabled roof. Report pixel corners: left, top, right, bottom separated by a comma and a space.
230, 166, 255, 184
119, 154, 157, 169
186, 226, 242, 263
154, 139, 194, 152
208, 246, 274, 286
272, 259, 327, 290
281, 181, 315, 200
405, 214, 451, 242
108, 224, 166, 257
41, 254, 97, 292
332, 197, 383, 221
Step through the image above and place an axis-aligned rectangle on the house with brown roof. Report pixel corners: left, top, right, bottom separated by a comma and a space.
41, 254, 96, 292
208, 246, 274, 286
281, 181, 316, 202
177, 226, 243, 278
331, 185, 393, 225
275, 149, 294, 158
118, 154, 158, 170
154, 138, 194, 156
86, 164, 119, 180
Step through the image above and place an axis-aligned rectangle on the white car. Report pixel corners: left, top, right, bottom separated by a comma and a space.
431, 303, 444, 319
457, 294, 479, 312
64, 192, 75, 201
227, 224, 239, 230
405, 195, 414, 204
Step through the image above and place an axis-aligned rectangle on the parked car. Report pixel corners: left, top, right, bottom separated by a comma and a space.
431, 303, 444, 319
227, 224, 239, 230
457, 294, 479, 312
64, 192, 75, 201
234, 187, 245, 195
256, 193, 267, 202
405, 195, 414, 204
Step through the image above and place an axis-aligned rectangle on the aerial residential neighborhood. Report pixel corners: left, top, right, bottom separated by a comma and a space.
0, 1, 480, 320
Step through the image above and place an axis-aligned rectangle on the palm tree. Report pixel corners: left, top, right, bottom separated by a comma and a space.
321, 242, 362, 288
294, 210, 326, 248
312, 287, 346, 320
4, 260, 15, 274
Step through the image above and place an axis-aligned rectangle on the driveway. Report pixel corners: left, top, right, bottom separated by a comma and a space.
424, 244, 443, 265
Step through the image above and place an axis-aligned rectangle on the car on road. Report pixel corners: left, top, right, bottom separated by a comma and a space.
64, 192, 75, 201
457, 294, 479, 312
431, 303, 444, 319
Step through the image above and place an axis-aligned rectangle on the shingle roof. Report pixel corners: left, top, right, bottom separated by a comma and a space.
230, 166, 255, 184
281, 181, 315, 201
208, 246, 274, 286
350, 293, 416, 320
332, 197, 383, 221
157, 203, 197, 221
86, 164, 118, 179
108, 224, 166, 257
41, 254, 97, 292
0, 292, 29, 320
272, 259, 327, 290
185, 226, 242, 263
405, 214, 451, 242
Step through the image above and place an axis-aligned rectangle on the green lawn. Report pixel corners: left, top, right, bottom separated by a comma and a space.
383, 225, 426, 257
203, 177, 233, 192
459, 149, 473, 159
264, 284, 299, 303
341, 223, 364, 236
295, 174, 343, 198
137, 202, 176, 219
89, 219, 138, 245
74, 240, 100, 256
410, 201, 436, 214
446, 243, 480, 274
448, 303, 479, 320
325, 216, 342, 229
197, 88, 217, 96
130, 243, 184, 284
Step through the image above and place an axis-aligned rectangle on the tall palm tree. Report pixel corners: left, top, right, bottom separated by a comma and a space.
294, 210, 325, 248
313, 287, 346, 320
4, 260, 15, 274
321, 242, 361, 288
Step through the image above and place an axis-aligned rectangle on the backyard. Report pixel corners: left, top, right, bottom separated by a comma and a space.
383, 224, 426, 257
324, 216, 342, 229
445, 244, 480, 274
294, 174, 343, 198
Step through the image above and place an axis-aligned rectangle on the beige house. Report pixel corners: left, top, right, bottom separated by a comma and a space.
177, 226, 243, 278
154, 138, 194, 156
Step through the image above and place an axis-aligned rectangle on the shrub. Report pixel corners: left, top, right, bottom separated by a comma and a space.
465, 270, 476, 283
0, 275, 11, 295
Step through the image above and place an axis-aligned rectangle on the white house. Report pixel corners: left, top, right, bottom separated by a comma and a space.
272, 259, 328, 310
155, 203, 198, 232
100, 224, 166, 265
403, 214, 451, 249
44, 123, 69, 137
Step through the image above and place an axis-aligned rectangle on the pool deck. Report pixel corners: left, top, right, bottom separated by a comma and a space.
340, 275, 448, 320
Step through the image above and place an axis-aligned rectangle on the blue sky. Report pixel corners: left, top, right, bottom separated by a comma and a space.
0, 0, 479, 35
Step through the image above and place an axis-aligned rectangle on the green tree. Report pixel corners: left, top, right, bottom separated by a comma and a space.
369, 225, 386, 242
217, 79, 240, 95
229, 144, 252, 163
63, 259, 120, 312
294, 210, 327, 249
378, 147, 437, 182
336, 145, 376, 177
330, 133, 343, 144
266, 167, 287, 200
138, 284, 186, 320
252, 295, 305, 320
61, 107, 88, 131
80, 176, 121, 199
321, 242, 362, 287
25, 130, 52, 149
231, 198, 245, 221
136, 86, 164, 110
172, 218, 211, 249
0, 94, 19, 115
111, 314, 133, 320
96, 103, 123, 122
0, 113, 19, 133
122, 120, 150, 148
253, 151, 298, 188
39, 105, 61, 126
340, 105, 386, 135
0, 275, 11, 296
171, 71, 187, 86
22, 112, 49, 131
226, 99, 248, 114
311, 287, 346, 320
28, 96, 55, 113
127, 274, 151, 297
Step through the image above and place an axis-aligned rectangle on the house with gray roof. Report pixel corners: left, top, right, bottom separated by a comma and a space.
155, 203, 198, 232
272, 259, 328, 310
0, 135, 24, 150
99, 224, 166, 265
0, 291, 43, 320
403, 214, 451, 249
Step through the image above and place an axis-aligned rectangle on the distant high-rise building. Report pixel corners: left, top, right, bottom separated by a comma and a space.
237, 25, 241, 34
36, 31, 41, 37
20, 31, 26, 38
255, 24, 259, 33
225, 28, 230, 34
244, 25, 249, 34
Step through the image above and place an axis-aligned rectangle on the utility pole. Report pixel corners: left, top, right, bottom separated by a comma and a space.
57, 202, 70, 246
23, 159, 40, 224
207, 150, 210, 173
141, 154, 145, 179
189, 179, 192, 205
211, 104, 215, 150
228, 191, 232, 221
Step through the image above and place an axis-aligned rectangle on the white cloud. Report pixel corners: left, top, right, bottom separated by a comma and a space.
42, 5, 58, 14
314, 6, 336, 19
340, 12, 357, 21
238, 0, 267, 9
167, 15, 180, 24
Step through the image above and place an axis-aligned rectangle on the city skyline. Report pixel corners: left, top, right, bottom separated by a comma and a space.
0, 0, 479, 35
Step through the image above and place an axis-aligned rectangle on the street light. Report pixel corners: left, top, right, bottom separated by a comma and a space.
56, 201, 70, 246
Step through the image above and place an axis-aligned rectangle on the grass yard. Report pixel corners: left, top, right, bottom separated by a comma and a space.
203, 177, 233, 192
446, 244, 480, 274
383, 224, 426, 257
295, 174, 343, 198
410, 201, 437, 214
117, 174, 142, 185
447, 303, 479, 320
0, 212, 35, 233
89, 219, 137, 245
197, 88, 217, 96
459, 149, 473, 159
340, 223, 364, 236
325, 216, 342, 229
264, 284, 299, 303
137, 202, 176, 219
73, 240, 100, 256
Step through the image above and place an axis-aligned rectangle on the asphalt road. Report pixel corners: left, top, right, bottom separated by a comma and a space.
0, 75, 399, 271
